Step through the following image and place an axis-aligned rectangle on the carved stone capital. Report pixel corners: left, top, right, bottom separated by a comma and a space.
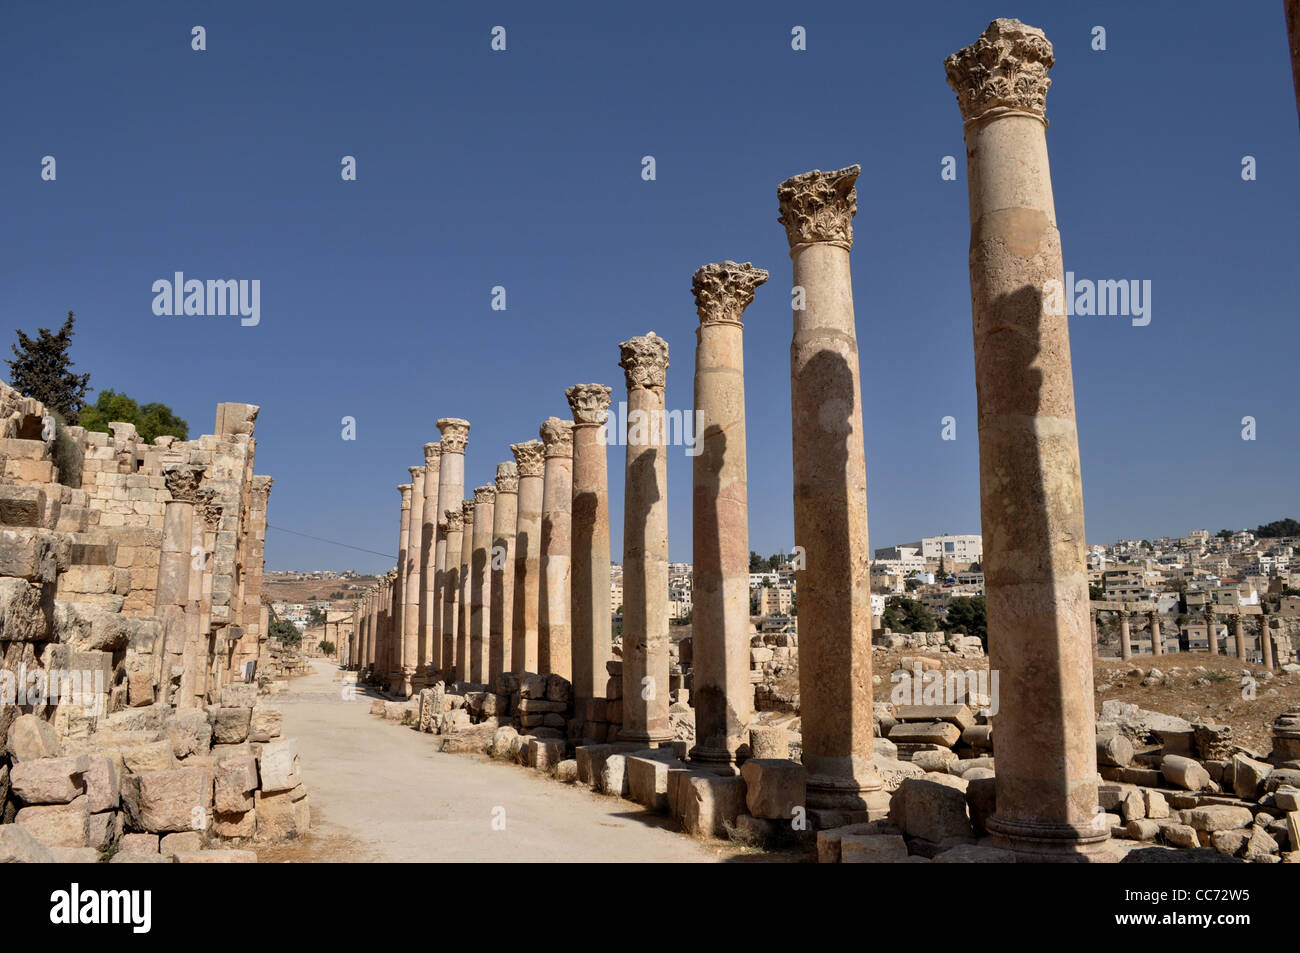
692, 261, 769, 326
163, 464, 206, 503
399, 484, 412, 505
460, 499, 476, 522
777, 165, 859, 250
618, 332, 669, 394
945, 18, 1053, 124
408, 465, 426, 483
566, 383, 612, 426
444, 509, 463, 532
539, 416, 574, 457
473, 484, 497, 505
423, 442, 441, 471
495, 461, 519, 494
510, 440, 546, 478
196, 488, 222, 529
436, 417, 471, 454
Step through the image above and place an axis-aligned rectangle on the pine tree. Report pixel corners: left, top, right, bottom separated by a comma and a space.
7, 311, 91, 424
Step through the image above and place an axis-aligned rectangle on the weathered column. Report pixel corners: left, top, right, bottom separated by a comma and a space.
776, 168, 883, 820
946, 18, 1105, 857
419, 442, 442, 681
1261, 614, 1275, 671
390, 483, 412, 688
510, 440, 545, 674
401, 465, 426, 696
689, 262, 767, 767
1205, 605, 1219, 654
457, 499, 475, 682
618, 333, 672, 746
1149, 610, 1163, 656
566, 384, 613, 718
442, 508, 464, 683
434, 418, 470, 679
538, 417, 574, 678
470, 485, 495, 683
157, 470, 197, 708
1119, 611, 1131, 660
1234, 613, 1247, 660
490, 462, 519, 681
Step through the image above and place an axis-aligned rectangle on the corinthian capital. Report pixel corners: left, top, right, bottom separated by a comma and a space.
461, 499, 476, 522
692, 261, 769, 326
444, 509, 463, 532
408, 465, 425, 484
776, 165, 859, 249
436, 417, 471, 454
945, 18, 1053, 123
163, 464, 206, 502
566, 383, 612, 426
618, 332, 669, 394
398, 484, 412, 504
539, 416, 574, 457
424, 442, 442, 472
473, 484, 497, 505
495, 461, 519, 493
510, 440, 546, 478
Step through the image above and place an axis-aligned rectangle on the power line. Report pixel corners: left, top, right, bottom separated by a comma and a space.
266, 523, 396, 560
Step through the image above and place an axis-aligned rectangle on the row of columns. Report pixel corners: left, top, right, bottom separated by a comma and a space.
348, 18, 1151, 860
1093, 605, 1275, 670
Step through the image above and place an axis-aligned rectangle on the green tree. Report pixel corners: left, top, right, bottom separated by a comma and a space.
946, 595, 987, 650
1089, 583, 1104, 601
7, 311, 91, 423
1257, 518, 1300, 538
881, 596, 937, 634
81, 389, 189, 443
318, 641, 336, 656
269, 618, 301, 646
749, 552, 764, 573
307, 607, 326, 626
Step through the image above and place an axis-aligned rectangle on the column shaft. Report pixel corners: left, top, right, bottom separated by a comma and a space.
567, 385, 613, 712
539, 417, 574, 678
490, 462, 519, 681
511, 441, 545, 674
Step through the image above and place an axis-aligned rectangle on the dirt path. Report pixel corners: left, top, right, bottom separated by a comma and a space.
258, 660, 734, 862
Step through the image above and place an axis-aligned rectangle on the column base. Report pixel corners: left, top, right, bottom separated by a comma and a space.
985, 814, 1112, 862
806, 772, 888, 815
618, 728, 674, 748
688, 743, 745, 773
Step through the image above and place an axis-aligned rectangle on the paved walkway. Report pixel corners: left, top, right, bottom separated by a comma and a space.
264, 660, 727, 862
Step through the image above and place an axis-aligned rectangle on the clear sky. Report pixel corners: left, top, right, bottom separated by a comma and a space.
3, 1, 1297, 573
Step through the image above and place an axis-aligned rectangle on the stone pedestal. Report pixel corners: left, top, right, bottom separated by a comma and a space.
434, 418, 470, 680
539, 417, 574, 679
470, 485, 495, 683
510, 440, 545, 674
566, 384, 613, 710
777, 166, 883, 817
688, 262, 767, 766
489, 462, 519, 681
945, 18, 1106, 859
617, 333, 672, 746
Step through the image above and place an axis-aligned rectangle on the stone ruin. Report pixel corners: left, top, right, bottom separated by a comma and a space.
0, 381, 311, 863
343, 18, 1299, 864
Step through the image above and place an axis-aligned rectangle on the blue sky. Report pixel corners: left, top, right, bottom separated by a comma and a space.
3, 1, 1297, 573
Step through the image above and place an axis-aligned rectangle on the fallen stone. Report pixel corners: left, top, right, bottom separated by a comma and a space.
841, 833, 908, 863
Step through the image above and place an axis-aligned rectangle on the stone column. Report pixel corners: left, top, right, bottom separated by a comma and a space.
1119, 612, 1131, 660
566, 384, 613, 716
510, 440, 545, 674
1090, 608, 1098, 656
490, 462, 519, 681
157, 472, 197, 709
618, 332, 672, 746
539, 417, 574, 679
1261, 614, 1275, 671
1234, 614, 1247, 660
1149, 610, 1163, 657
1205, 606, 1219, 654
391, 483, 412, 688
442, 508, 464, 683
434, 418, 470, 679
457, 499, 475, 682
689, 262, 767, 767
776, 167, 883, 820
419, 443, 442, 681
470, 485, 495, 683
401, 465, 426, 696
946, 18, 1105, 857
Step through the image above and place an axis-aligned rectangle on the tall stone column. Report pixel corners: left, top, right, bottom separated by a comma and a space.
1261, 614, 1275, 671
1205, 606, 1219, 654
457, 499, 475, 682
776, 168, 883, 819
1234, 614, 1247, 660
689, 262, 767, 767
618, 333, 672, 746
566, 384, 613, 715
419, 443, 442, 681
470, 485, 495, 683
490, 462, 519, 681
1119, 612, 1131, 660
434, 418, 470, 679
539, 417, 574, 678
510, 440, 545, 674
1090, 608, 1098, 656
946, 18, 1105, 857
1149, 610, 1163, 656
442, 508, 464, 683
391, 483, 412, 688
401, 465, 426, 696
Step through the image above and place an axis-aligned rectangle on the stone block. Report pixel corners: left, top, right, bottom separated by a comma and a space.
841, 833, 909, 863
933, 844, 1017, 863
254, 785, 309, 841
894, 775, 972, 842
120, 833, 159, 853
121, 740, 177, 774
212, 810, 256, 839
248, 706, 282, 743
214, 755, 259, 814
556, 760, 579, 783
165, 710, 213, 759
680, 774, 747, 838
258, 740, 301, 793
173, 849, 257, 863
626, 756, 672, 812
212, 707, 252, 744
1232, 754, 1271, 800
1162, 755, 1212, 792
526, 738, 565, 772
160, 831, 202, 856
121, 766, 212, 833
888, 721, 961, 747
740, 759, 805, 820
9, 754, 88, 804
576, 744, 614, 786
894, 704, 974, 731
0, 818, 56, 861
599, 754, 629, 796
5, 713, 61, 762
1186, 805, 1256, 832
15, 797, 89, 847
749, 725, 789, 760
